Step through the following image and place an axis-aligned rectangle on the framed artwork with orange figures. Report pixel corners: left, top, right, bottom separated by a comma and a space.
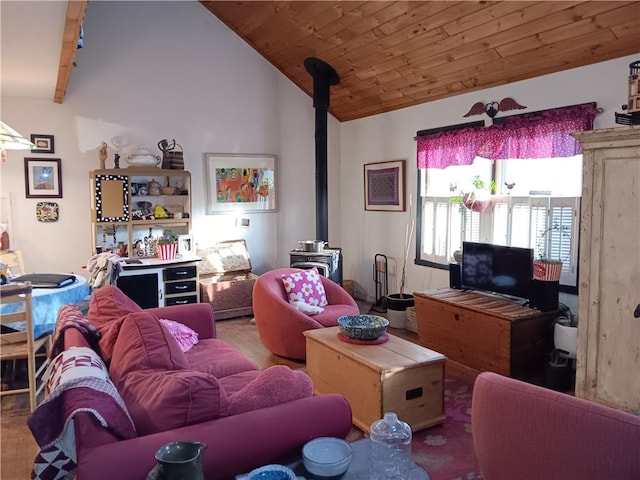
204, 153, 277, 214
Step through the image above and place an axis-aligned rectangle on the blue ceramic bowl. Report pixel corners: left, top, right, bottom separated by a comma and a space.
337, 314, 389, 341
247, 464, 296, 480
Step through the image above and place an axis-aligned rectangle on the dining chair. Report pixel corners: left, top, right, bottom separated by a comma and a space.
0, 281, 51, 412
0, 249, 25, 281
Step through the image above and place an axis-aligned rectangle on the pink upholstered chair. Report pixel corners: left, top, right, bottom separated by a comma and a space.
253, 268, 360, 360
471, 371, 640, 480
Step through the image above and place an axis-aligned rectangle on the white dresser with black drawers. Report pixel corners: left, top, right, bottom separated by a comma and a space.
116, 255, 200, 308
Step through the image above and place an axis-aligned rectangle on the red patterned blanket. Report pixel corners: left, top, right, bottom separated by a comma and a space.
28, 346, 136, 480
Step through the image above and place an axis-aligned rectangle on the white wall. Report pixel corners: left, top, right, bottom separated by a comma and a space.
340, 54, 639, 310
0, 0, 342, 277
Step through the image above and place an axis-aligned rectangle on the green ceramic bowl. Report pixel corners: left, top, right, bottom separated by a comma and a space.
337, 314, 389, 341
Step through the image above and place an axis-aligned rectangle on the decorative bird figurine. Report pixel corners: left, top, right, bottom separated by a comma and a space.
463, 97, 527, 118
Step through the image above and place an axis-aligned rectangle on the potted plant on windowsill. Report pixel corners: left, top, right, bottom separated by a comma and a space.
533, 224, 569, 282
156, 230, 179, 261
450, 175, 497, 213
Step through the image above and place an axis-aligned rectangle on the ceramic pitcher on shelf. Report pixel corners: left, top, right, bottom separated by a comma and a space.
147, 441, 207, 480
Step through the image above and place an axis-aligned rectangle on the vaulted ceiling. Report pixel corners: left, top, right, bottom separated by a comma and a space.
201, 1, 639, 121
14, 1, 640, 123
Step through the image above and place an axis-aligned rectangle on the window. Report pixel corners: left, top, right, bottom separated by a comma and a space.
418, 166, 580, 288
415, 104, 597, 292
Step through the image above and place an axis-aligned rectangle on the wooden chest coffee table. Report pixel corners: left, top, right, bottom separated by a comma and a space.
304, 327, 446, 433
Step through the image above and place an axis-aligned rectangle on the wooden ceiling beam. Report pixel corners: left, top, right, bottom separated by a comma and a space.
54, 0, 87, 104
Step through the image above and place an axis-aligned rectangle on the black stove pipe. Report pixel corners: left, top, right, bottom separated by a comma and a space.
304, 57, 340, 242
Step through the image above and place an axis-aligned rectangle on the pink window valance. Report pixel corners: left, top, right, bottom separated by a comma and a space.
416, 103, 597, 169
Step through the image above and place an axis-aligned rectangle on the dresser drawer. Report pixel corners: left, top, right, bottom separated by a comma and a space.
165, 280, 197, 295
166, 294, 198, 306
164, 265, 197, 281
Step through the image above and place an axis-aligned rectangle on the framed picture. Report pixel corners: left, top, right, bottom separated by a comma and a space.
36, 202, 59, 222
204, 153, 277, 214
24, 158, 63, 199
30, 134, 55, 154
178, 234, 194, 255
364, 159, 406, 211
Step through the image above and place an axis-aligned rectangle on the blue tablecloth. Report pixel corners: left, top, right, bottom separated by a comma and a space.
1, 275, 90, 338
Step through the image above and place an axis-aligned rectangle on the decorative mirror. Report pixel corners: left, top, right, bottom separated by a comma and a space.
94, 174, 129, 222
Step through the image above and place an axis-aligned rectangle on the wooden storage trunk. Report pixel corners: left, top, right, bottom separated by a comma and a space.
197, 240, 258, 320
304, 327, 446, 433
414, 288, 557, 378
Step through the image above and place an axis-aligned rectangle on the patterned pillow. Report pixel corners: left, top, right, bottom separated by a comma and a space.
281, 267, 328, 307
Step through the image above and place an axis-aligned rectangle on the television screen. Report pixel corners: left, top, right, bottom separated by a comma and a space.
461, 242, 533, 300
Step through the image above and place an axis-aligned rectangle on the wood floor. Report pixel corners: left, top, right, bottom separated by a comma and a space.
0, 316, 474, 479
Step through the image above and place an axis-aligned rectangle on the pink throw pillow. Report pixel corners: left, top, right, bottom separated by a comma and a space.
228, 365, 313, 416
159, 318, 199, 352
281, 268, 328, 307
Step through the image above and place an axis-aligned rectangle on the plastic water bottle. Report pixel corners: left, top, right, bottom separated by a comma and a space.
370, 412, 412, 479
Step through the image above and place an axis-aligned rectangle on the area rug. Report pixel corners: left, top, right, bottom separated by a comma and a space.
345, 375, 483, 480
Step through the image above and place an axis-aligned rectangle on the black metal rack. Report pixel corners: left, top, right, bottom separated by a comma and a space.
372, 253, 388, 312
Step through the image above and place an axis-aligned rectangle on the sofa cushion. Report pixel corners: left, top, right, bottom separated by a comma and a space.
218, 370, 262, 396
109, 311, 189, 383
228, 366, 313, 415
88, 286, 143, 363
185, 338, 259, 378
89, 285, 142, 325
118, 369, 228, 436
281, 267, 328, 307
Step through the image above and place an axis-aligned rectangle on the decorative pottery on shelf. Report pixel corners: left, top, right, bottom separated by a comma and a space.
157, 243, 178, 261
126, 145, 161, 168
533, 260, 562, 282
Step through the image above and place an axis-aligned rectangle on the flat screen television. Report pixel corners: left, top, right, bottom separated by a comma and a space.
461, 242, 533, 301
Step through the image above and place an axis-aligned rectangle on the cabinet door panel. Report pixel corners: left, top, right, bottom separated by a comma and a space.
594, 155, 640, 407
115, 273, 159, 309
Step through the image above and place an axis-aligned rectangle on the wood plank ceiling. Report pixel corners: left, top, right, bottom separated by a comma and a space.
201, 1, 640, 122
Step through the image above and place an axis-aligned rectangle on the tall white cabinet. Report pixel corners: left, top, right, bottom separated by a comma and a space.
572, 126, 640, 410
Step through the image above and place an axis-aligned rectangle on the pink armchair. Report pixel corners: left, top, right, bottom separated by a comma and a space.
253, 268, 360, 360
471, 372, 640, 480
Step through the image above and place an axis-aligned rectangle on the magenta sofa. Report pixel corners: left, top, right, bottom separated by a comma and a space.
253, 268, 360, 360
471, 371, 640, 480
33, 286, 352, 480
